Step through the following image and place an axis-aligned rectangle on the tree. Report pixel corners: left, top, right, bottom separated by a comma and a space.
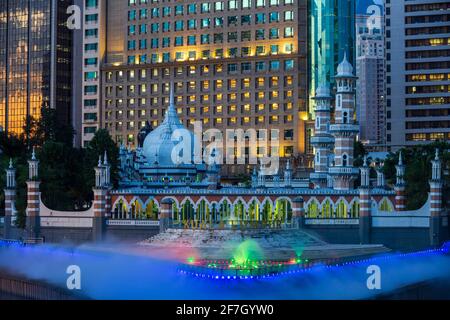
83, 129, 120, 190
383, 142, 449, 210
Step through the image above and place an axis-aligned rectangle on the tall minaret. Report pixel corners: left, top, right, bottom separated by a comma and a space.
26, 148, 41, 239
359, 156, 372, 244
329, 54, 359, 190
92, 154, 109, 242
429, 149, 443, 247
394, 151, 406, 211
4, 159, 16, 238
310, 83, 334, 188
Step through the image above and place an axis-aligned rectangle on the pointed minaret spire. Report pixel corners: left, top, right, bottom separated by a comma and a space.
103, 151, 108, 165
398, 151, 403, 166
31, 147, 36, 160
170, 81, 175, 107
162, 82, 181, 126
363, 155, 368, 167
9, 158, 13, 169
435, 148, 439, 161
98, 156, 102, 167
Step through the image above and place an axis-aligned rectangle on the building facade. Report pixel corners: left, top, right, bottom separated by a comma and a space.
385, 0, 450, 150
0, 0, 73, 136
356, 7, 386, 147
308, 0, 356, 114
80, 0, 309, 175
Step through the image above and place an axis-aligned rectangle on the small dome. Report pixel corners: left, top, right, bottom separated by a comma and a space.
142, 87, 196, 167
336, 53, 354, 77
315, 83, 331, 98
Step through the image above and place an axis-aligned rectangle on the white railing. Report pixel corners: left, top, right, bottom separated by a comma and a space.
106, 220, 160, 227
305, 219, 359, 225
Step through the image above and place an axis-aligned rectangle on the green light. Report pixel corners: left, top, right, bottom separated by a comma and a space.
187, 257, 195, 264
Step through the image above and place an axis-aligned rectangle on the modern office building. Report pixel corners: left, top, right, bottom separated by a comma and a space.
81, 0, 309, 175
356, 6, 386, 147
80, 0, 107, 146
0, 0, 73, 136
385, 0, 450, 149
308, 0, 356, 114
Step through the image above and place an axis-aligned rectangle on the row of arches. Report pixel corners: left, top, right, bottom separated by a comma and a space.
111, 196, 395, 223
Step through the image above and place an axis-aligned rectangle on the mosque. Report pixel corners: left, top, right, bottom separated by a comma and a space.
1, 56, 448, 250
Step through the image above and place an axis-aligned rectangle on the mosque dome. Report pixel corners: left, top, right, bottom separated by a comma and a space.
142, 87, 196, 167
336, 53, 354, 77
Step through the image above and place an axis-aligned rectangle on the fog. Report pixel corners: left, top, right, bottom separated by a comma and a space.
0, 242, 449, 299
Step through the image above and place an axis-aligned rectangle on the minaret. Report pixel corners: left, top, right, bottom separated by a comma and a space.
92, 154, 107, 242
329, 54, 359, 190
257, 163, 266, 188
284, 159, 292, 187
376, 163, 386, 189
251, 166, 258, 188
103, 152, 112, 219
4, 159, 17, 238
359, 156, 372, 244
310, 84, 334, 188
394, 151, 406, 211
429, 149, 443, 247
26, 148, 41, 239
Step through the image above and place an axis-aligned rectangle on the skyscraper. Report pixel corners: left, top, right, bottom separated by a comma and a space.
308, 0, 356, 114
82, 0, 309, 176
385, 0, 450, 149
0, 0, 74, 136
356, 1, 386, 147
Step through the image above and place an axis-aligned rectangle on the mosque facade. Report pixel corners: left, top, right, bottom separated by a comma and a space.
1, 57, 448, 249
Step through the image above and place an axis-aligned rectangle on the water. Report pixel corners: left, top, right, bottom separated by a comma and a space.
0, 242, 449, 300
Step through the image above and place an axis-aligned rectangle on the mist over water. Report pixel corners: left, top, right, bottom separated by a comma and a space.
0, 243, 449, 300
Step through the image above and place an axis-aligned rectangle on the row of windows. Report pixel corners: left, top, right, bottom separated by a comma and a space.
406, 108, 450, 118
129, 12, 295, 35
105, 90, 295, 107
405, 14, 450, 24
406, 85, 450, 94
406, 73, 450, 82
406, 97, 450, 106
127, 27, 295, 50
126, 44, 294, 64
406, 49, 450, 59
105, 102, 294, 119
406, 120, 450, 129
127, 0, 295, 14
405, 132, 450, 142
107, 115, 295, 132
406, 38, 450, 47
405, 3, 450, 13
106, 77, 294, 93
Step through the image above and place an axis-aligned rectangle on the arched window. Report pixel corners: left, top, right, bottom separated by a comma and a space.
315, 116, 321, 129
379, 198, 393, 212
343, 112, 348, 124
336, 200, 348, 218
307, 200, 319, 218
351, 201, 360, 218
321, 200, 332, 218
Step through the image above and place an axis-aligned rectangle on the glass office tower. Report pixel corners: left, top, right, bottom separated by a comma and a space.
308, 0, 356, 114
0, 0, 73, 136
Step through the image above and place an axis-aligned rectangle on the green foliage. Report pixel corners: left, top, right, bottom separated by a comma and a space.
0, 106, 119, 227
383, 142, 450, 210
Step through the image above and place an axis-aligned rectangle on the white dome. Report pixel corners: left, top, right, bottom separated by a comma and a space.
142, 88, 196, 167
336, 53, 354, 77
